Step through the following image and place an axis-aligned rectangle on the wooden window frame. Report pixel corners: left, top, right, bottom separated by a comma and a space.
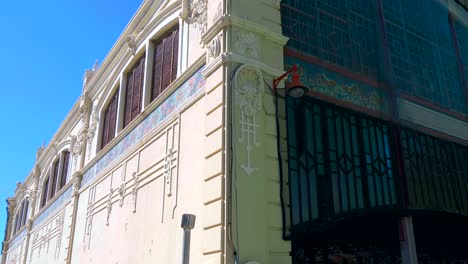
123, 56, 145, 128
151, 26, 179, 101
101, 90, 119, 149
58, 150, 70, 189
41, 176, 50, 208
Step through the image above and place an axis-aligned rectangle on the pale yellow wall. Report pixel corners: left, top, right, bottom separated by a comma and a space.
70, 97, 208, 264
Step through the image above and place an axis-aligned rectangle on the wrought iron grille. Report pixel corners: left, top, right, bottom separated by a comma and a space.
287, 97, 400, 227
400, 128, 468, 214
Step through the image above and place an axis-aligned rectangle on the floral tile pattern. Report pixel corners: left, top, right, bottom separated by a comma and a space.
82, 66, 206, 187
286, 57, 389, 114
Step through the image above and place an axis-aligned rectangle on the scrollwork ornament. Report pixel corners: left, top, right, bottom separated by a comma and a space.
234, 31, 259, 59
233, 65, 264, 175
186, 0, 208, 35
87, 104, 99, 159
79, 92, 91, 126
207, 34, 222, 62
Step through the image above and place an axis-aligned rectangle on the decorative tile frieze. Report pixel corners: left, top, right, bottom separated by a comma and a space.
82, 66, 205, 186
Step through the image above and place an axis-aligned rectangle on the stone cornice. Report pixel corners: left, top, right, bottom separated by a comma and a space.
201, 14, 289, 46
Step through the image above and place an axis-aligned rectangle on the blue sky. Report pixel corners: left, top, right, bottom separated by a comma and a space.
0, 0, 142, 249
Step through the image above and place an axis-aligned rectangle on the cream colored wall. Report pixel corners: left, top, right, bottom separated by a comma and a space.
70, 97, 208, 264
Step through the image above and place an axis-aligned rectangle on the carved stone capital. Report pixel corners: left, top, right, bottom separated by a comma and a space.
125, 33, 138, 55
184, 0, 208, 35
79, 92, 92, 126
71, 171, 83, 197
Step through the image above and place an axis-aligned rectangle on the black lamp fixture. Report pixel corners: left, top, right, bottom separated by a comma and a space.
272, 64, 307, 98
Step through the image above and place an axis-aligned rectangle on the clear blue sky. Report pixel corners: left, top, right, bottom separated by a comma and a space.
0, 0, 142, 250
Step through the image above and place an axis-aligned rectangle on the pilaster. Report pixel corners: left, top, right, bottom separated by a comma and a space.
64, 171, 83, 264
227, 0, 291, 263
1, 198, 16, 264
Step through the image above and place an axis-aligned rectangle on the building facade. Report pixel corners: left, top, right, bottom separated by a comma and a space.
2, 0, 468, 264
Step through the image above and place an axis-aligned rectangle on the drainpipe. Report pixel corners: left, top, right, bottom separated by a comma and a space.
181, 214, 196, 264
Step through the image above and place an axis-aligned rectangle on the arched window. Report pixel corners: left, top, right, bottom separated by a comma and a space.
124, 55, 146, 128
59, 150, 70, 189
101, 91, 119, 149
40, 150, 71, 208
41, 176, 50, 208
12, 198, 29, 234
151, 26, 179, 101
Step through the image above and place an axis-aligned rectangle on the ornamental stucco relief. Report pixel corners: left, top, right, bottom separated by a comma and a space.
184, 0, 208, 35
234, 30, 260, 59
234, 64, 264, 175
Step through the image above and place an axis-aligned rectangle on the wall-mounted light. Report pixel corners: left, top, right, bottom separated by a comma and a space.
272, 64, 307, 98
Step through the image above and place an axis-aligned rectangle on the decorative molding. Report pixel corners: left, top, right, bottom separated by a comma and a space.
125, 33, 138, 56
161, 120, 180, 222
164, 149, 175, 197
207, 33, 222, 63
118, 180, 126, 208
71, 172, 83, 199
29, 210, 65, 262
201, 14, 289, 47
234, 64, 264, 175
79, 92, 91, 127
184, 0, 208, 35
106, 186, 113, 226
87, 103, 99, 160
131, 172, 139, 213
234, 30, 260, 59
83, 186, 96, 250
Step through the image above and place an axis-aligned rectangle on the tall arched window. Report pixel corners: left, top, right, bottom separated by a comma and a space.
40, 150, 71, 208
151, 26, 179, 101
12, 198, 29, 235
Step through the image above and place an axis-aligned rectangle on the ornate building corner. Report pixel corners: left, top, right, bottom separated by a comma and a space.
183, 0, 208, 36
234, 30, 260, 60
234, 64, 264, 176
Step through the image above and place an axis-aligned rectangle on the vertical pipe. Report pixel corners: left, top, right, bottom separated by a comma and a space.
181, 214, 195, 264
182, 229, 191, 264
